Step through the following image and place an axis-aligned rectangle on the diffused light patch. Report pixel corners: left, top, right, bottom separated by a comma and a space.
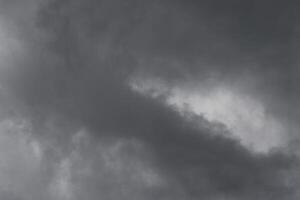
0, 18, 23, 71
169, 87, 286, 153
0, 119, 42, 196
50, 158, 74, 200
100, 139, 165, 188
48, 130, 166, 200
0, 19, 6, 58
130, 80, 286, 153
0, 20, 11, 61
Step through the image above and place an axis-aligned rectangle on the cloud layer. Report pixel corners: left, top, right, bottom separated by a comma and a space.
0, 0, 299, 199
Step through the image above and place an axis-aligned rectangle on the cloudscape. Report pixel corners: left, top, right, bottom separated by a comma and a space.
0, 0, 299, 199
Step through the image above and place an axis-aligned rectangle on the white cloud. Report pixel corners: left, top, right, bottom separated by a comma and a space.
169, 86, 286, 153
130, 79, 287, 153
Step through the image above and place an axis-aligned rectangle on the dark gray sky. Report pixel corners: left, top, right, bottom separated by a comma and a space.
0, 0, 299, 199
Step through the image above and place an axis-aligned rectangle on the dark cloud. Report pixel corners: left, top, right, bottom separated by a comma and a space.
0, 0, 299, 199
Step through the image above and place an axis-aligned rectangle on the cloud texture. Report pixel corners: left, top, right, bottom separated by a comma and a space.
0, 0, 299, 199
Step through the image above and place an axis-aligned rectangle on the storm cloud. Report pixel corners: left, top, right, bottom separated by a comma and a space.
0, 0, 299, 199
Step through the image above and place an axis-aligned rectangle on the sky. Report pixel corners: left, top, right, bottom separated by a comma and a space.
0, 0, 299, 199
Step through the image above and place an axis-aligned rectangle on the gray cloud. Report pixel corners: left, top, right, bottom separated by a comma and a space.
0, 0, 299, 199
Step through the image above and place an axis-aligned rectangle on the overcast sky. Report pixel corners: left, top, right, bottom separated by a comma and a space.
0, 0, 299, 199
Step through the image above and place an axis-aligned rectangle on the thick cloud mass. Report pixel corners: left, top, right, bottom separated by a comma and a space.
0, 0, 299, 199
